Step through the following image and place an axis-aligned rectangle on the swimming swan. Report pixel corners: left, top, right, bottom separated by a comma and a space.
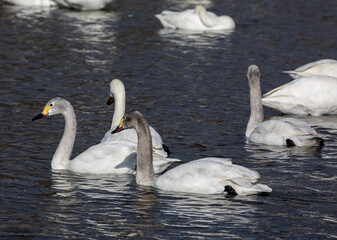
246, 65, 324, 147
32, 97, 175, 174
3, 0, 57, 7
155, 5, 235, 31
53, 0, 112, 10
262, 75, 337, 116
112, 110, 272, 196
283, 59, 337, 79
101, 79, 171, 157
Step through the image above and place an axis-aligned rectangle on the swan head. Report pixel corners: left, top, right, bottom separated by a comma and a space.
247, 65, 260, 83
107, 79, 125, 105
111, 110, 147, 134
32, 97, 70, 121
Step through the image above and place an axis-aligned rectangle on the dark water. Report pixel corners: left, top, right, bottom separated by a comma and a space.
1, 0, 337, 238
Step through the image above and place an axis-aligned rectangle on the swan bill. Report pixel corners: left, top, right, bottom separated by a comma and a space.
32, 113, 45, 121
111, 117, 125, 134
32, 106, 50, 121
106, 96, 114, 105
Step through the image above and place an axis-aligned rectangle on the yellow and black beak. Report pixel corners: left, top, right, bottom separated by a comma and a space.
111, 117, 125, 134
32, 105, 50, 121
106, 96, 114, 105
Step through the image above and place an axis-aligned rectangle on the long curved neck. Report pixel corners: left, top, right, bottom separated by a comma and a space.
51, 104, 76, 170
196, 6, 218, 27
246, 73, 264, 138
135, 118, 155, 186
111, 91, 126, 128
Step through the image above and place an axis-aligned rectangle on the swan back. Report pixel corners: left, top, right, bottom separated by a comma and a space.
283, 59, 337, 79
262, 75, 337, 116
155, 158, 271, 195
155, 5, 235, 31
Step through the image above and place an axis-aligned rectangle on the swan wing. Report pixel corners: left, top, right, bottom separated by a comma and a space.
155, 158, 270, 195
68, 141, 136, 174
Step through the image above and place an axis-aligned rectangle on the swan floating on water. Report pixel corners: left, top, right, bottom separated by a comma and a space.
262, 74, 337, 116
112, 110, 272, 196
283, 59, 337, 79
32, 97, 177, 174
246, 65, 324, 147
155, 5, 235, 31
101, 79, 171, 157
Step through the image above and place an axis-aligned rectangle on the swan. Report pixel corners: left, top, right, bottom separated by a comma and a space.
101, 79, 171, 157
262, 75, 337, 116
155, 5, 235, 31
53, 0, 112, 10
32, 97, 177, 174
246, 65, 324, 147
283, 59, 337, 79
112, 110, 272, 196
3, 0, 57, 7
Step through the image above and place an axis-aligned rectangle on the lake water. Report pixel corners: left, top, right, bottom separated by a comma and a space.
1, 0, 337, 238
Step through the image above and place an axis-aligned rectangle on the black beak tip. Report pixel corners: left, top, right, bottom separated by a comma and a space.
32, 113, 44, 121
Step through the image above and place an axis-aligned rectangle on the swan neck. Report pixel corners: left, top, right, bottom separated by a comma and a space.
112, 90, 126, 128
246, 75, 264, 137
51, 104, 76, 169
135, 118, 155, 186
197, 6, 217, 27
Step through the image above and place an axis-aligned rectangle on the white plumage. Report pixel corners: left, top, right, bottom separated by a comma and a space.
262, 75, 337, 116
101, 79, 170, 158
283, 59, 337, 79
155, 5, 235, 31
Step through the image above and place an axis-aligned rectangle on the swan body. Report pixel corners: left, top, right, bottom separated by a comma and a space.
3, 0, 57, 7
155, 5, 235, 31
262, 75, 337, 116
246, 65, 323, 147
32, 97, 175, 174
53, 0, 112, 10
283, 59, 337, 79
101, 79, 170, 158
112, 110, 272, 196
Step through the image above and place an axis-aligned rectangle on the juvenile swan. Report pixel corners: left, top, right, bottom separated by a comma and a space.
101, 79, 171, 157
246, 65, 324, 147
32, 97, 174, 174
112, 110, 272, 196
155, 5, 235, 31
283, 59, 337, 79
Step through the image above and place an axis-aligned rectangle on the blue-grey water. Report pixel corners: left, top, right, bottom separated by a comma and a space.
1, 0, 337, 239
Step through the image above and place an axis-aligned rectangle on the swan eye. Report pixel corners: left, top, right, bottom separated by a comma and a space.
50, 104, 53, 107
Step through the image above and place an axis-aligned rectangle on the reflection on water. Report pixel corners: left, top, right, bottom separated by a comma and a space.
2, 5, 55, 19
163, 0, 214, 9
158, 28, 233, 48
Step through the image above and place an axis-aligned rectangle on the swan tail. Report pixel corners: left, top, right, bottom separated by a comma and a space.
162, 144, 171, 156
225, 182, 272, 196
288, 136, 324, 147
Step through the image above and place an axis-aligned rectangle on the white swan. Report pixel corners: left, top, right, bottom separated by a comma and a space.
262, 75, 337, 116
101, 79, 171, 158
155, 5, 235, 31
112, 110, 272, 196
246, 65, 324, 147
53, 0, 112, 10
32, 97, 177, 174
3, 0, 57, 7
283, 59, 337, 79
